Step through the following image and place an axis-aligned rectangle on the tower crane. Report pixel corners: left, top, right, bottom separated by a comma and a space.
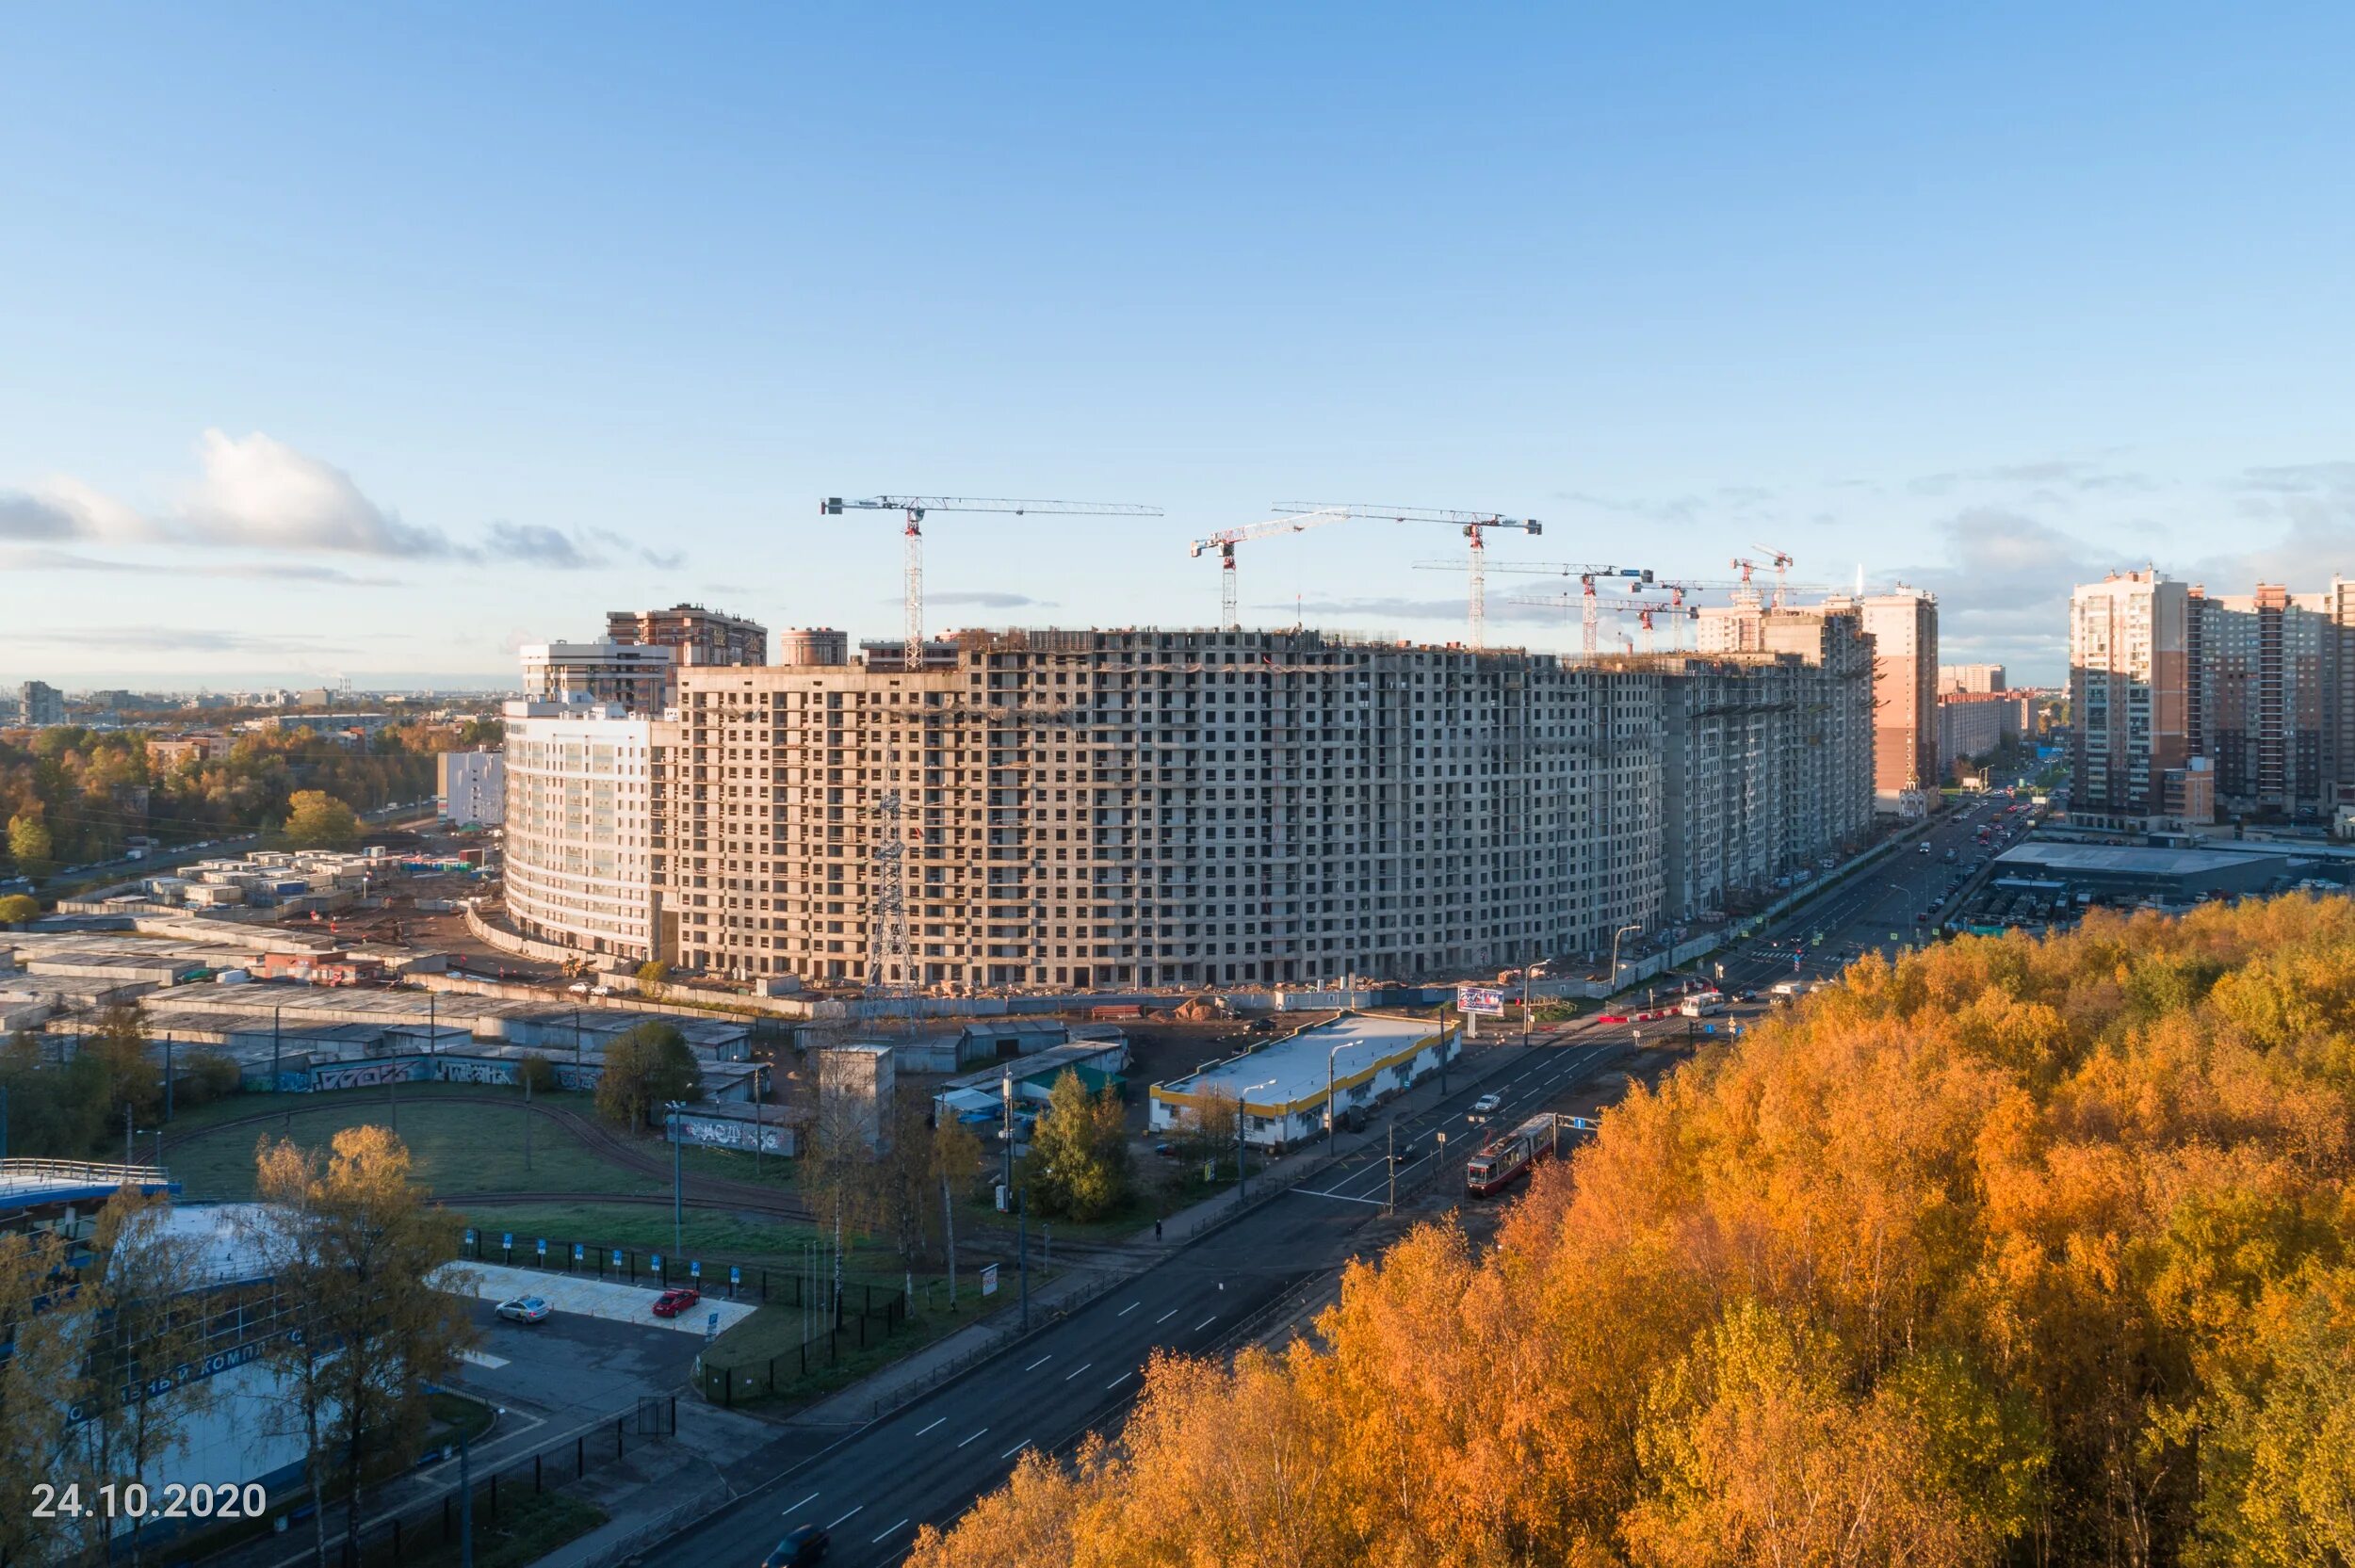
1187, 509, 1354, 630
1504, 588, 1694, 655
1751, 544, 1797, 609
820, 495, 1164, 670
1428, 558, 1651, 656
1276, 503, 1542, 650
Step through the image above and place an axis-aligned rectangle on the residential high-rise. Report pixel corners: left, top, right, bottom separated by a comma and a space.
2070, 572, 2194, 825
524, 606, 769, 718
1832, 590, 1939, 810
521, 641, 676, 717
1938, 663, 2006, 694
501, 697, 659, 961
437, 750, 506, 827
2191, 584, 2332, 816
17, 681, 65, 727
606, 604, 767, 669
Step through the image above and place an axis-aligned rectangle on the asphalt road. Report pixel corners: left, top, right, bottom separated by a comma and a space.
636, 1029, 1643, 1568
1711, 794, 2022, 995
637, 800, 2016, 1568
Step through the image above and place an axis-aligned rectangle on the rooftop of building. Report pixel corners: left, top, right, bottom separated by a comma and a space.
1160, 1010, 1439, 1112
1994, 842, 2298, 877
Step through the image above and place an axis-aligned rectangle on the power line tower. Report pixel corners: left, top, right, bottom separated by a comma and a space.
866, 789, 913, 1007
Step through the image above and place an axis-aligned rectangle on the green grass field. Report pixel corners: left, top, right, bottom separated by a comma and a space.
166, 1098, 664, 1202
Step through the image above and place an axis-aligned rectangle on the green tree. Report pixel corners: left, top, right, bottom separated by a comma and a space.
77, 1187, 222, 1568
0, 893, 35, 924
1027, 1070, 1131, 1221
593, 1021, 702, 1130
6, 814, 52, 877
635, 958, 671, 998
80, 1004, 160, 1151
0, 1227, 85, 1565
0, 1029, 109, 1156
247, 1126, 473, 1565
283, 788, 360, 849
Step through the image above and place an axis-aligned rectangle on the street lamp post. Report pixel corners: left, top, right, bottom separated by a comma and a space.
1236, 1078, 1275, 1199
1324, 1043, 1355, 1151
664, 1100, 687, 1262
1609, 923, 1641, 994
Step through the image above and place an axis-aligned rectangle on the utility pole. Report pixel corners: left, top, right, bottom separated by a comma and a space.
458, 1426, 474, 1568
942, 1166, 957, 1307
1386, 1123, 1396, 1215
1017, 1186, 1030, 1333
523, 1071, 532, 1172
163, 1034, 174, 1122
668, 1103, 686, 1263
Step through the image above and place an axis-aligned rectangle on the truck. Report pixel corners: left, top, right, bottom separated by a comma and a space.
1769, 979, 1808, 998
1466, 1113, 1559, 1197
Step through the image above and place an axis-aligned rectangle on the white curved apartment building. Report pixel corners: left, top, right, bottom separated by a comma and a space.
501, 697, 658, 961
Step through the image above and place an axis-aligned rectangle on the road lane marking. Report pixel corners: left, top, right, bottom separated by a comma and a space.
956, 1428, 989, 1447
1063, 1362, 1092, 1381
1156, 1308, 1179, 1323
1024, 1354, 1052, 1371
873, 1520, 909, 1543
1001, 1439, 1031, 1459
915, 1417, 945, 1436
1117, 1301, 1139, 1316
1107, 1370, 1134, 1389
1194, 1314, 1217, 1331
826, 1505, 864, 1528
783, 1492, 819, 1516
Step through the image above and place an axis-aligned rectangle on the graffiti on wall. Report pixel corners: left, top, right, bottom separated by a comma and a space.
311, 1059, 430, 1091
673, 1116, 791, 1156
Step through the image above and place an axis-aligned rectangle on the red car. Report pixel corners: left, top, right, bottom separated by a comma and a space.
653, 1287, 701, 1317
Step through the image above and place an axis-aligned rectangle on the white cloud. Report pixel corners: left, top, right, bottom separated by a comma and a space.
2, 429, 689, 572
177, 428, 451, 555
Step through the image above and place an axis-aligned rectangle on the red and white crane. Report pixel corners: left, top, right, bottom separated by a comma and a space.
821, 495, 1163, 670
1186, 509, 1354, 630
1277, 503, 1542, 649
1448, 559, 1652, 656
1751, 544, 1797, 609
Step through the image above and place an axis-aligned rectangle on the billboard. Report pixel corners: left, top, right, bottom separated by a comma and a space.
1456, 985, 1505, 1017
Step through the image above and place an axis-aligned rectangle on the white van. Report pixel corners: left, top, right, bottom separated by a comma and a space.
1769, 979, 1806, 998
1679, 992, 1725, 1017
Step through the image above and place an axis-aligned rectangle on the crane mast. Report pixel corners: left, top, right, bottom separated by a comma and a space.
822, 495, 1163, 669
1278, 503, 1542, 650
1433, 558, 1649, 656
1187, 509, 1354, 630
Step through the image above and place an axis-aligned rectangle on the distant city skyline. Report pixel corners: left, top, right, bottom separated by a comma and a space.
8, 7, 2355, 688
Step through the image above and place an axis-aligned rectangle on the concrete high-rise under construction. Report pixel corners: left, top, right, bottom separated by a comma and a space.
511, 624, 1875, 991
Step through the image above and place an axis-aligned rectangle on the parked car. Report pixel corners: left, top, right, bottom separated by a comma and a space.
653, 1287, 701, 1317
764, 1525, 830, 1567
495, 1296, 550, 1324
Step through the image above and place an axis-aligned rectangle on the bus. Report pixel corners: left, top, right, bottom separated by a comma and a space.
1466, 1113, 1560, 1197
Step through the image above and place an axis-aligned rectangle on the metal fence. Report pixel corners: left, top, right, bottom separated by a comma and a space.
456, 1228, 908, 1307
331, 1404, 666, 1568
696, 1280, 919, 1406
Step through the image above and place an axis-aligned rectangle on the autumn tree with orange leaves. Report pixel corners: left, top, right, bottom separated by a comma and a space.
909, 897, 2355, 1567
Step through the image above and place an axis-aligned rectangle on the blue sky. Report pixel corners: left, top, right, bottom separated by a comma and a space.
7, 3, 2355, 688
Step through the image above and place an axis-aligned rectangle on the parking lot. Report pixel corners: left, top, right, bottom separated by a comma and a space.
455, 1294, 720, 1426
